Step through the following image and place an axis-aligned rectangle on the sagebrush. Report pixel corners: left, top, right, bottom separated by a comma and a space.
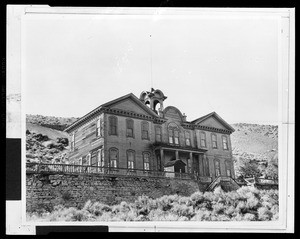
27, 186, 279, 221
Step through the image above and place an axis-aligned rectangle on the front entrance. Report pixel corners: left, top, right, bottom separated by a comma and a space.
174, 160, 186, 173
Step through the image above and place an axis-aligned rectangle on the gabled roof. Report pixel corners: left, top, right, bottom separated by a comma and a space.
64, 93, 158, 133
191, 111, 235, 132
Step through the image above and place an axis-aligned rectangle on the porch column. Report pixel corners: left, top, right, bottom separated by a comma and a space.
198, 154, 204, 176
175, 150, 179, 160
160, 149, 164, 170
189, 152, 193, 174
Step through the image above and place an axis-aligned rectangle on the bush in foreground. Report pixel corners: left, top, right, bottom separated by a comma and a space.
27, 186, 279, 222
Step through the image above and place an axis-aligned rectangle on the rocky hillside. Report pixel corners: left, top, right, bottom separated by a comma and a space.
231, 123, 278, 179
26, 115, 77, 164
26, 114, 78, 131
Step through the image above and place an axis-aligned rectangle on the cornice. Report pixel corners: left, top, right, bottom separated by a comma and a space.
181, 123, 232, 134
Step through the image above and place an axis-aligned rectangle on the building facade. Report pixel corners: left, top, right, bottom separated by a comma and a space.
64, 88, 235, 182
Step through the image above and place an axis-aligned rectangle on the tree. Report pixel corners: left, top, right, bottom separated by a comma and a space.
236, 157, 261, 179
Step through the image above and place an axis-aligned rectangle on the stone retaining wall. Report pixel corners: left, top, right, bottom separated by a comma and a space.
26, 173, 209, 212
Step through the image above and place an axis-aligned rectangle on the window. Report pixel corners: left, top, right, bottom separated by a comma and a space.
222, 136, 229, 150
82, 154, 91, 173
200, 132, 206, 148
98, 149, 105, 172
155, 126, 162, 142
82, 154, 90, 166
143, 152, 150, 170
75, 157, 82, 173
215, 159, 221, 177
96, 118, 101, 137
225, 160, 231, 177
168, 123, 180, 145
185, 131, 191, 146
126, 119, 134, 138
174, 130, 179, 145
109, 116, 118, 135
212, 134, 218, 149
141, 121, 149, 140
127, 150, 135, 169
71, 133, 75, 151
168, 129, 173, 144
91, 153, 98, 167
109, 148, 118, 168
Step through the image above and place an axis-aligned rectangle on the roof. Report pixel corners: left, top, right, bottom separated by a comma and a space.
64, 93, 159, 133
191, 111, 235, 132
164, 159, 186, 167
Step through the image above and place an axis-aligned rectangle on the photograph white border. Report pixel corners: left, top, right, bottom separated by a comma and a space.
6, 6, 295, 234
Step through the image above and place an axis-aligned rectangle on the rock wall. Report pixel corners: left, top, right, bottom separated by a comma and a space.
26, 172, 208, 212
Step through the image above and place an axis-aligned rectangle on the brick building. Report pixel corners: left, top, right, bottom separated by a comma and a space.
64, 88, 235, 183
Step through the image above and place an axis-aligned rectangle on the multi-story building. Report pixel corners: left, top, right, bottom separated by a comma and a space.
64, 88, 235, 183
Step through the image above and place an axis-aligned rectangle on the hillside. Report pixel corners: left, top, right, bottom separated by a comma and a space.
230, 123, 278, 179
26, 114, 78, 131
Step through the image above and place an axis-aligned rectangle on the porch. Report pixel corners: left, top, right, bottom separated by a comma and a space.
153, 143, 211, 181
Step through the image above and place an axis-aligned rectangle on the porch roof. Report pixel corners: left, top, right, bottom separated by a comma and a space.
153, 142, 207, 154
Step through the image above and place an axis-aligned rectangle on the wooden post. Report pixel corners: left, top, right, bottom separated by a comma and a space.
175, 150, 179, 160
189, 152, 193, 173
160, 149, 164, 171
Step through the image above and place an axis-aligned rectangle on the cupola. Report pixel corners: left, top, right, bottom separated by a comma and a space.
139, 88, 167, 116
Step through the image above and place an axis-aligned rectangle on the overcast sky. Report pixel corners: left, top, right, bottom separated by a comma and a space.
23, 11, 279, 125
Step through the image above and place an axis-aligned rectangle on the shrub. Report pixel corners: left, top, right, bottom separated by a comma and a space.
257, 207, 273, 221
83, 200, 111, 216
62, 191, 72, 201
171, 204, 195, 219
27, 186, 279, 222
243, 213, 256, 221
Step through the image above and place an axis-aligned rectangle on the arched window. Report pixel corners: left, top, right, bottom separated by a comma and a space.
109, 148, 118, 168
126, 119, 134, 138
143, 152, 150, 170
200, 132, 206, 148
127, 150, 135, 169
222, 135, 229, 150
211, 133, 218, 149
185, 131, 191, 146
168, 122, 180, 145
214, 159, 221, 177
225, 160, 231, 177
141, 121, 149, 140
155, 126, 162, 142
109, 116, 118, 135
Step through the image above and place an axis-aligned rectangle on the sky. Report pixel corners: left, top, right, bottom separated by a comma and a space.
23, 11, 279, 125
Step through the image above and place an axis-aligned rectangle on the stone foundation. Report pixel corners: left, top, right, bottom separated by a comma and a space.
26, 172, 209, 212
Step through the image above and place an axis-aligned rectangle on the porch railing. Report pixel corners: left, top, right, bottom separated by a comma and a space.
26, 162, 212, 182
